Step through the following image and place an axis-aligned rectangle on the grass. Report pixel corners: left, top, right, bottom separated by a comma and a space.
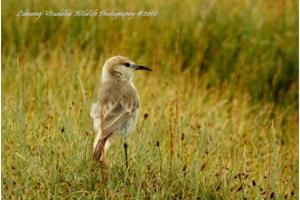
2, 0, 299, 199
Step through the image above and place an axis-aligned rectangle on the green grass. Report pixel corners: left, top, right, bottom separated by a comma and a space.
2, 0, 298, 199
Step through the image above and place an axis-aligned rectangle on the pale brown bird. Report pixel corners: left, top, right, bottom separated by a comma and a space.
90, 56, 151, 167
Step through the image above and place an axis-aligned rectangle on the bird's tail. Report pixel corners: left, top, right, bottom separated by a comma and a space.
93, 138, 107, 162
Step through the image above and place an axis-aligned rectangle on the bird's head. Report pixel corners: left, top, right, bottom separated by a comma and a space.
101, 56, 152, 82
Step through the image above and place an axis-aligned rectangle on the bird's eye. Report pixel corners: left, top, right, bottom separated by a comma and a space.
124, 63, 130, 67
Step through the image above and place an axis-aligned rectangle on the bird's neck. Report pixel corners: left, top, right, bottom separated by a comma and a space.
102, 76, 135, 86
102, 74, 134, 84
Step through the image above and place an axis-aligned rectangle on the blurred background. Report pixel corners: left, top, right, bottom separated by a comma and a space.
3, 0, 298, 107
2, 0, 299, 199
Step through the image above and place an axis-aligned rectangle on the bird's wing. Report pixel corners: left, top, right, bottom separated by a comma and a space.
97, 80, 138, 140
99, 100, 133, 139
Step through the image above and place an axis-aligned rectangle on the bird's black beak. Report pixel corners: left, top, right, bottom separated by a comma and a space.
132, 64, 152, 71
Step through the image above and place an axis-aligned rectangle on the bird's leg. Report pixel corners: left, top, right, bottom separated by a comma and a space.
124, 140, 129, 168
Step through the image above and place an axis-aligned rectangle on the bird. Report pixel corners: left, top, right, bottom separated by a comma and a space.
90, 56, 152, 167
